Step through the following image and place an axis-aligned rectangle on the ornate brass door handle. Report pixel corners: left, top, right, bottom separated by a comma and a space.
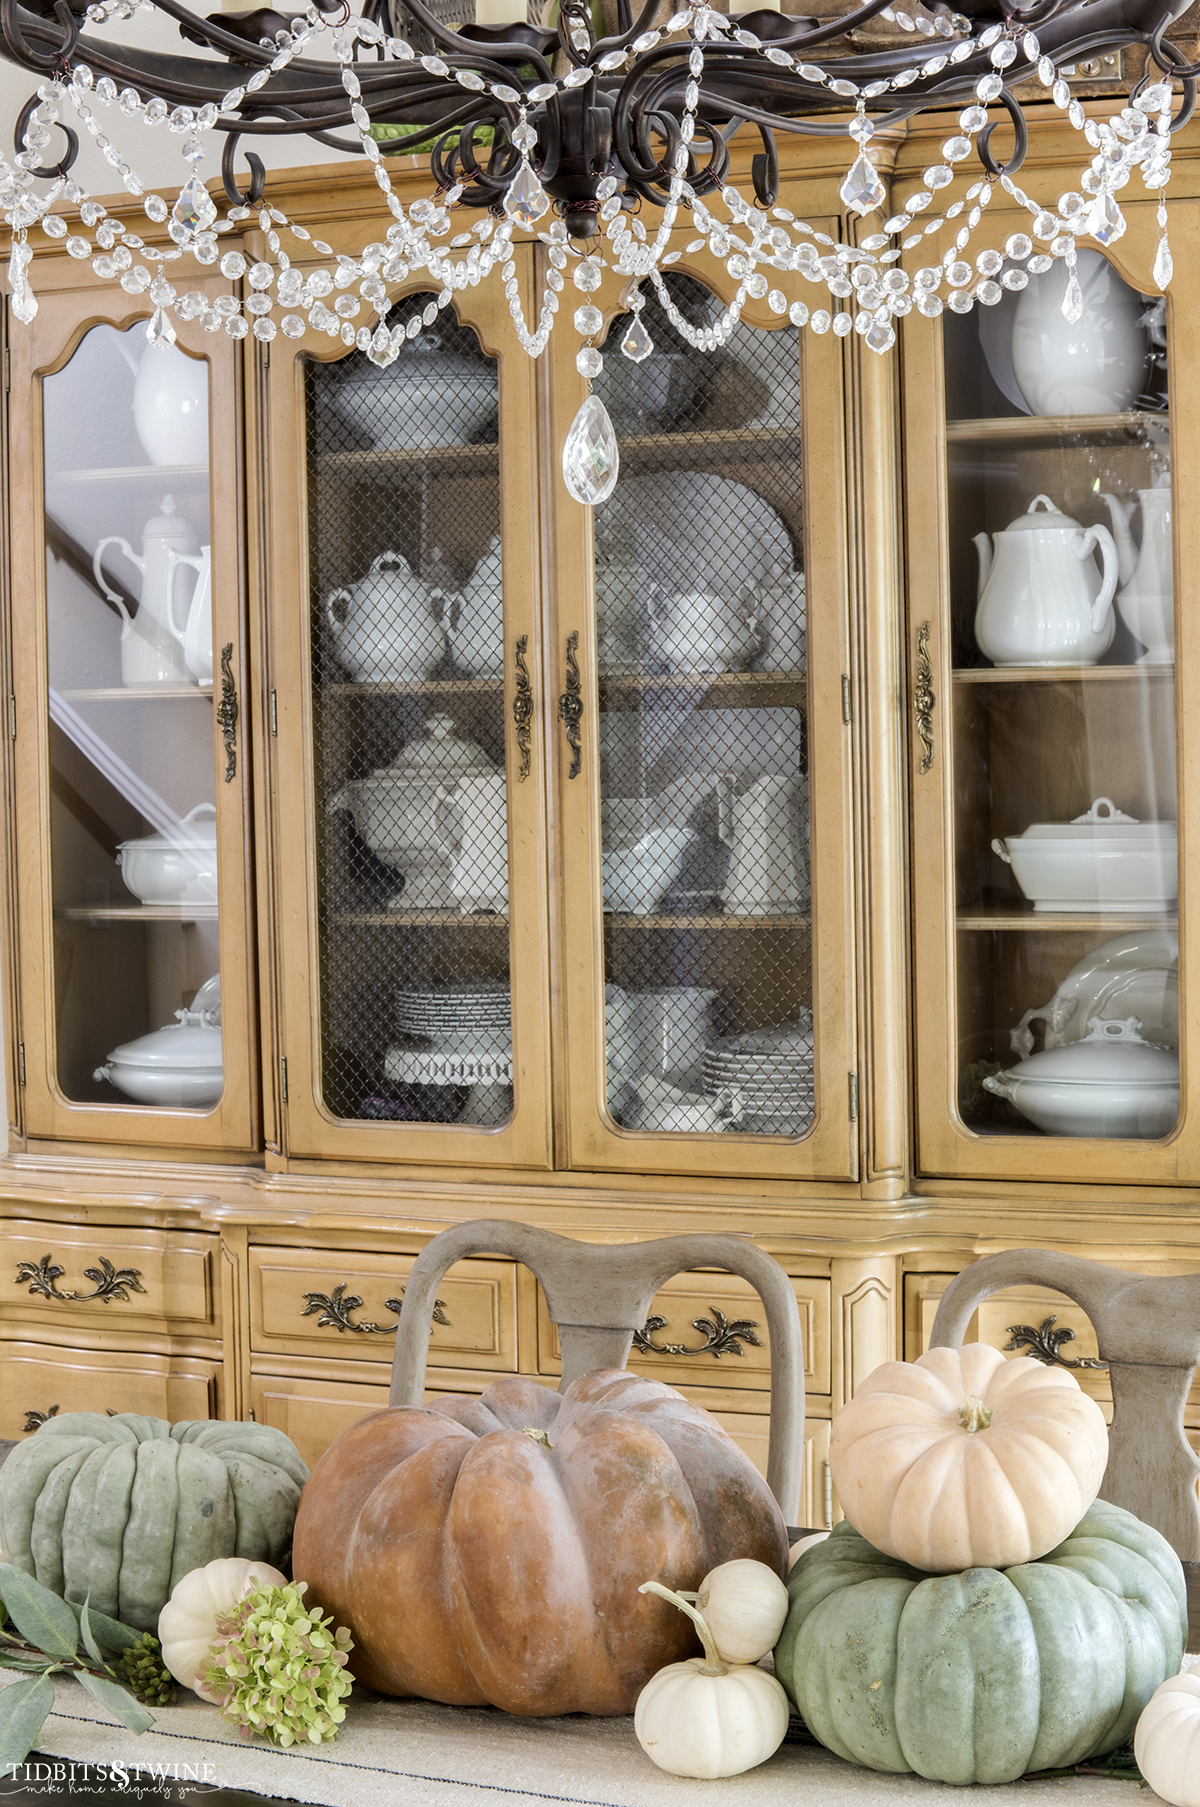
15, 1253, 146, 1305
914, 621, 935, 774
300, 1281, 450, 1334
512, 635, 533, 783
217, 642, 239, 783
558, 631, 583, 779
1004, 1315, 1107, 1371
633, 1306, 763, 1359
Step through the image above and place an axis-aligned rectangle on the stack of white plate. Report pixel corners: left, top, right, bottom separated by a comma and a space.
395, 979, 511, 1050
701, 1020, 815, 1136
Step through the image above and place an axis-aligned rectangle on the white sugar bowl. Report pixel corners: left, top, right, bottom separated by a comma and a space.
982, 1016, 1179, 1139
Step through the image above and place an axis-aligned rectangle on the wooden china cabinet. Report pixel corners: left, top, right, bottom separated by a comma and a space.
1, 103, 1199, 1526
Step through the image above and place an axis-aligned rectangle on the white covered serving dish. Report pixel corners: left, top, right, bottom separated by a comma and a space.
94, 976, 223, 1108
991, 796, 1177, 913
982, 1016, 1179, 1139
116, 802, 218, 905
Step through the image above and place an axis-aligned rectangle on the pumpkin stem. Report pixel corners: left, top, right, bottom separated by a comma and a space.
638, 1581, 728, 1676
958, 1395, 994, 1434
522, 1427, 552, 1447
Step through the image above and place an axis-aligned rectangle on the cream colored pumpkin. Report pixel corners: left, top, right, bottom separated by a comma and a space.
158, 1556, 287, 1699
1134, 1670, 1200, 1806
829, 1343, 1108, 1573
635, 1580, 789, 1778
788, 1531, 829, 1570
691, 1559, 790, 1664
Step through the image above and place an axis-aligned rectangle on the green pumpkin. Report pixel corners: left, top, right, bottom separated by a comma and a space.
0, 1413, 309, 1633
774, 1498, 1187, 1785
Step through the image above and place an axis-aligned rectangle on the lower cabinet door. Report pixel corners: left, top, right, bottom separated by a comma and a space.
0, 1339, 222, 1437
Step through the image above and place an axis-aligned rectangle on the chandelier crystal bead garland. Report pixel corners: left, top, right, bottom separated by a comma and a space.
0, 0, 1191, 505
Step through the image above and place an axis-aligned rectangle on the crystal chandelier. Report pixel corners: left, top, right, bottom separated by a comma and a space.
0, 0, 1191, 502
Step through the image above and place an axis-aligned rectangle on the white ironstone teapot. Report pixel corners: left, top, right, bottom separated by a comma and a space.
974, 494, 1119, 667
326, 551, 446, 683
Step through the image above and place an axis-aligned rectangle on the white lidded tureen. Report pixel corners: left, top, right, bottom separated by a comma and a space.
329, 714, 498, 909
983, 1016, 1179, 1139
94, 975, 223, 1108
116, 802, 218, 905
992, 797, 1178, 913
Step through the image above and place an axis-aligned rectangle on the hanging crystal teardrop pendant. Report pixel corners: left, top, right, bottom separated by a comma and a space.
1154, 233, 1173, 290
562, 393, 619, 505
8, 236, 35, 323
172, 174, 217, 235
1087, 188, 1126, 245
839, 151, 886, 217
504, 161, 550, 229
1061, 266, 1083, 324
367, 323, 399, 367
620, 313, 654, 362
147, 304, 178, 347
10, 279, 37, 325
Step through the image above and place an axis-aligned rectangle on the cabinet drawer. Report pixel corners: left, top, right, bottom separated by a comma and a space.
904, 1273, 1122, 1415
249, 1368, 508, 1471
537, 1268, 831, 1397
249, 1247, 518, 1370
0, 1338, 221, 1437
2, 1221, 217, 1337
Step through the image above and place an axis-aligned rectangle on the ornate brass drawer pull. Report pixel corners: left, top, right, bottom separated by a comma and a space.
558, 631, 583, 780
1005, 1315, 1107, 1372
513, 634, 533, 783
300, 1281, 450, 1335
217, 642, 239, 783
23, 1404, 59, 1433
15, 1253, 147, 1305
633, 1306, 763, 1360
914, 620, 935, 775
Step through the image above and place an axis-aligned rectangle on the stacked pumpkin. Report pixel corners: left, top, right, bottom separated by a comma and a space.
774, 1344, 1188, 1785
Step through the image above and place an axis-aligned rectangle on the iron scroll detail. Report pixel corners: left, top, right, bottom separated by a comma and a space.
558, 631, 583, 781
1004, 1315, 1108, 1371
15, 1253, 147, 1305
914, 621, 935, 775
217, 642, 238, 783
634, 1306, 764, 1359
513, 634, 533, 784
300, 1281, 451, 1335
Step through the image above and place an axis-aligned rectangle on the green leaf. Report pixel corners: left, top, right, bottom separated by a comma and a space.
0, 1567, 80, 1661
0, 1653, 54, 1672
65, 1599, 141, 1654
78, 1600, 112, 1672
0, 1672, 56, 1770
74, 1669, 155, 1735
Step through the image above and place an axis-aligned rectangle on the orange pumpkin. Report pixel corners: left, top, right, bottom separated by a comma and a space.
292, 1367, 788, 1716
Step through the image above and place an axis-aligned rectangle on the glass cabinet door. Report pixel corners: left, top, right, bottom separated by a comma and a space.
8, 281, 256, 1150
551, 255, 858, 1182
908, 202, 1197, 1184
265, 267, 553, 1167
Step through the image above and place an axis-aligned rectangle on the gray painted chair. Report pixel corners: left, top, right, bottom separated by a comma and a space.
389, 1219, 806, 1525
930, 1248, 1200, 1561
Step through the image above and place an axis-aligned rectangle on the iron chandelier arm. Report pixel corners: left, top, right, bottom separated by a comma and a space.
1, 0, 78, 72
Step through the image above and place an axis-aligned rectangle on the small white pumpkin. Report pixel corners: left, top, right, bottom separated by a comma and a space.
1134, 1669, 1200, 1806
686, 1558, 790, 1664
829, 1342, 1109, 1572
158, 1556, 287, 1699
788, 1531, 829, 1570
634, 1580, 790, 1779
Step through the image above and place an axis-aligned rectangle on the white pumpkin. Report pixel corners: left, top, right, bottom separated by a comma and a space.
689, 1559, 790, 1664
635, 1580, 790, 1778
1134, 1670, 1200, 1806
158, 1556, 287, 1699
829, 1342, 1109, 1573
788, 1531, 829, 1570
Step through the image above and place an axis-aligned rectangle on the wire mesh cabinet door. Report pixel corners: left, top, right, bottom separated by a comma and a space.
547, 250, 859, 1183
262, 259, 553, 1168
7, 275, 257, 1153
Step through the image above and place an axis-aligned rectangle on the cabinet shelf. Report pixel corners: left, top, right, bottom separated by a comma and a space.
52, 463, 209, 485
54, 904, 219, 921
606, 913, 811, 929
952, 664, 1174, 685
617, 426, 804, 471
335, 912, 508, 927
957, 906, 1178, 932
58, 686, 213, 702
326, 678, 502, 696
946, 411, 1169, 446
315, 443, 498, 479
599, 671, 805, 699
